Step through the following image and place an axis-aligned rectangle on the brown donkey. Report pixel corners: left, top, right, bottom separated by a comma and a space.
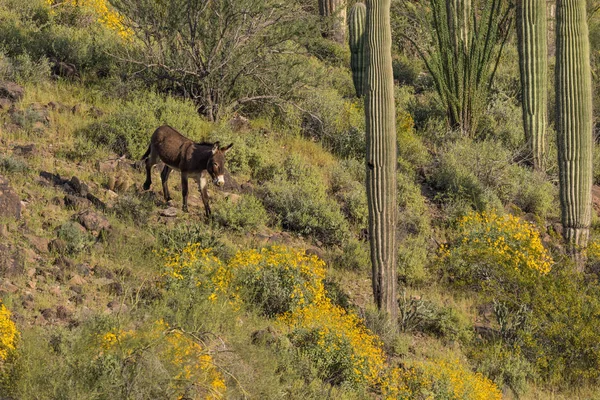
141, 125, 233, 216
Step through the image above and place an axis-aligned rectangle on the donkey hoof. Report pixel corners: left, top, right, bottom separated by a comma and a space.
182, 206, 188, 213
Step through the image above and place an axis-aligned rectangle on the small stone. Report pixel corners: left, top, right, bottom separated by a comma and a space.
55, 305, 70, 320
106, 281, 123, 296
0, 280, 18, 294
70, 285, 83, 294
49, 238, 68, 254
64, 194, 92, 210
49, 286, 61, 296
68, 275, 86, 286
41, 308, 55, 320
160, 207, 178, 217
0, 81, 24, 101
0, 174, 22, 220
25, 234, 50, 254
77, 210, 111, 232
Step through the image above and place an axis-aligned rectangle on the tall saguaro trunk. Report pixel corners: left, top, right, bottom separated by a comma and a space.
517, 0, 548, 170
556, 0, 593, 269
365, 0, 397, 319
318, 0, 347, 44
348, 2, 366, 97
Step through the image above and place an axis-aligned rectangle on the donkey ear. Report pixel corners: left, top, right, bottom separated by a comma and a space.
221, 143, 234, 154
212, 142, 220, 154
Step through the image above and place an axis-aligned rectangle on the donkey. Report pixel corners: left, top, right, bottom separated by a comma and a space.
141, 125, 233, 217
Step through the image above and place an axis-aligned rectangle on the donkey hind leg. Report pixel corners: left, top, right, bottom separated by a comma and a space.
197, 174, 211, 218
181, 172, 189, 213
143, 148, 158, 190
160, 165, 172, 202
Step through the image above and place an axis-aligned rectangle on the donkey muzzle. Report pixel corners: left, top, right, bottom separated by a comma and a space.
214, 175, 225, 186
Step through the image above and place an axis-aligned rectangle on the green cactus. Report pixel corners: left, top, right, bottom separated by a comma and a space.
318, 0, 346, 44
348, 2, 366, 97
447, 0, 470, 52
517, 0, 548, 170
556, 0, 593, 268
365, 0, 397, 318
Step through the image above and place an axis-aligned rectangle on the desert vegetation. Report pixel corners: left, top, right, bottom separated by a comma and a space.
1, 0, 600, 399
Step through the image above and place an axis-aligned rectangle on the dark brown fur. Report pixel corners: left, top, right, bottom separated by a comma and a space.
142, 125, 232, 216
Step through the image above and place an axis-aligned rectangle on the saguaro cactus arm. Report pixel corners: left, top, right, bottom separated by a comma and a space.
556, 0, 593, 268
349, 2, 366, 97
318, 0, 347, 44
517, 0, 548, 169
365, 0, 397, 319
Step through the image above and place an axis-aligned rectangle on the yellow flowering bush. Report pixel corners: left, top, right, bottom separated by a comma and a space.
440, 211, 552, 293
229, 246, 327, 316
280, 300, 386, 387
381, 359, 502, 400
46, 0, 131, 37
98, 319, 225, 399
0, 303, 18, 363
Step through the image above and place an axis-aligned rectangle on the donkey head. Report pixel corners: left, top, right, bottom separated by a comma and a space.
207, 142, 233, 186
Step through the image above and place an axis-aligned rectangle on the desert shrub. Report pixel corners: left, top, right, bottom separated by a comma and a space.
213, 195, 268, 232
0, 155, 28, 174
0, 302, 19, 393
231, 247, 327, 317
156, 222, 222, 253
281, 301, 386, 388
392, 53, 421, 85
0, 52, 50, 83
260, 155, 351, 246
56, 221, 93, 254
429, 138, 555, 217
397, 173, 432, 284
470, 344, 532, 397
299, 89, 365, 159
382, 358, 502, 400
112, 194, 154, 225
478, 94, 524, 152
331, 239, 370, 272
439, 211, 552, 304
78, 102, 157, 158
397, 112, 430, 176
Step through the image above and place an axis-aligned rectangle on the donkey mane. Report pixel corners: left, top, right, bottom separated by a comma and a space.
195, 141, 216, 146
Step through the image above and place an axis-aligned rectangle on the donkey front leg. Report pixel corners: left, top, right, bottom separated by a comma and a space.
143, 148, 158, 191
160, 165, 172, 202
181, 172, 189, 212
197, 173, 211, 218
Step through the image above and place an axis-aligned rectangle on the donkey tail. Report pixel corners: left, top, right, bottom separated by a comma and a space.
140, 144, 151, 161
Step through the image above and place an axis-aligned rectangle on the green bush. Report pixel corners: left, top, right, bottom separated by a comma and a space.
56, 221, 93, 254
155, 222, 222, 253
213, 195, 268, 232
330, 239, 370, 272
397, 173, 431, 285
392, 53, 421, 85
429, 138, 555, 217
112, 194, 154, 225
260, 155, 351, 246
0, 155, 28, 174
0, 52, 50, 83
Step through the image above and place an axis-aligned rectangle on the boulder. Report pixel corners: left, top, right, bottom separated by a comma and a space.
77, 210, 111, 232
0, 175, 21, 220
0, 81, 24, 102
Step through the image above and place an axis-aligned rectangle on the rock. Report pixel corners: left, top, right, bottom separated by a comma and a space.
93, 265, 114, 279
69, 294, 84, 306
107, 300, 128, 314
160, 207, 178, 217
0, 244, 23, 276
40, 171, 67, 186
240, 182, 255, 193
55, 305, 70, 320
25, 234, 49, 254
49, 286, 61, 296
0, 280, 18, 294
64, 194, 92, 210
69, 176, 88, 197
305, 247, 325, 260
0, 98, 12, 110
70, 285, 83, 294
48, 238, 68, 254
76, 263, 91, 277
41, 308, 55, 320
50, 60, 79, 79
230, 114, 250, 131
106, 281, 123, 296
13, 144, 35, 157
224, 193, 241, 203
76, 210, 111, 232
96, 157, 129, 173
68, 275, 86, 286
222, 170, 240, 192
0, 175, 21, 220
0, 81, 24, 102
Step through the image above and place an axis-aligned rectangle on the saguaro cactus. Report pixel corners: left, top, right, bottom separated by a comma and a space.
318, 0, 346, 44
348, 2, 366, 97
365, 0, 397, 319
517, 0, 548, 170
556, 0, 593, 268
